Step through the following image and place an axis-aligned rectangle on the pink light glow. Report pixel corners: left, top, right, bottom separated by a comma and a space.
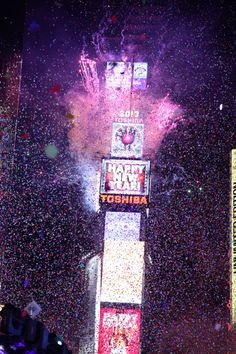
66, 89, 183, 162
64, 58, 184, 210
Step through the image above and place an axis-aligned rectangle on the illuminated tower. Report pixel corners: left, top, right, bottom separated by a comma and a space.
78, 5, 160, 353
78, 56, 150, 353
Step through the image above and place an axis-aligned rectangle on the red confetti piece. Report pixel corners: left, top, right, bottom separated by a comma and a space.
20, 132, 30, 139
111, 15, 118, 23
51, 84, 61, 93
140, 33, 149, 40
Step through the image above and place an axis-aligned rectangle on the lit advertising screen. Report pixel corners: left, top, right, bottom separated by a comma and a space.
133, 62, 148, 90
101, 240, 145, 304
231, 149, 236, 327
104, 211, 141, 241
100, 159, 150, 195
111, 122, 144, 158
105, 62, 147, 90
106, 62, 132, 89
100, 159, 150, 206
98, 307, 141, 354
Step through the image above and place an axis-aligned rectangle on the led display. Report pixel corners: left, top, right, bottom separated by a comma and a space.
106, 62, 132, 89
98, 307, 141, 354
101, 240, 145, 304
105, 62, 148, 90
104, 211, 141, 241
133, 62, 148, 90
231, 149, 236, 326
111, 122, 144, 158
100, 159, 150, 196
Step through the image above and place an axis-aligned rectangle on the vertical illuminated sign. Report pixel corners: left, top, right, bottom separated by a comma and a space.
133, 62, 148, 90
231, 149, 236, 327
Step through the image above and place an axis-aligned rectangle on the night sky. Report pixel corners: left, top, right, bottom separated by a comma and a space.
0, 0, 235, 353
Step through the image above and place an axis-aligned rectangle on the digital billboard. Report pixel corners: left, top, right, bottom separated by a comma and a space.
101, 240, 145, 304
98, 307, 141, 354
105, 62, 148, 90
100, 159, 150, 206
106, 62, 132, 89
111, 122, 144, 158
231, 149, 236, 327
133, 62, 148, 90
104, 211, 141, 241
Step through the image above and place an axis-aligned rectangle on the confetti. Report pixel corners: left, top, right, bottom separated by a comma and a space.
51, 84, 61, 93
111, 15, 118, 23
19, 132, 30, 139
23, 279, 29, 288
44, 144, 59, 159
27, 21, 40, 33
0, 1, 234, 353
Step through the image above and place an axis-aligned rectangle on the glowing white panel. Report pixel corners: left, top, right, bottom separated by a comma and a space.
133, 62, 148, 90
101, 240, 145, 304
106, 62, 132, 89
106, 62, 148, 90
111, 122, 144, 158
104, 211, 141, 241
100, 159, 150, 196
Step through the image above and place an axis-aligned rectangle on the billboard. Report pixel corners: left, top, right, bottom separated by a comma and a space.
111, 123, 144, 158
101, 241, 145, 304
104, 211, 141, 241
105, 62, 148, 90
133, 62, 148, 90
100, 159, 150, 206
106, 62, 132, 89
231, 149, 236, 327
98, 307, 141, 354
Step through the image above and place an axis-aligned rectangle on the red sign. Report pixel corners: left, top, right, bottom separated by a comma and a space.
98, 307, 141, 354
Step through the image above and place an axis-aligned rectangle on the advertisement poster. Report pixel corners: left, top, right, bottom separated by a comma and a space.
105, 62, 147, 90
111, 123, 144, 158
104, 211, 141, 241
106, 62, 132, 89
133, 62, 148, 90
101, 240, 145, 304
98, 307, 141, 354
100, 159, 150, 196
